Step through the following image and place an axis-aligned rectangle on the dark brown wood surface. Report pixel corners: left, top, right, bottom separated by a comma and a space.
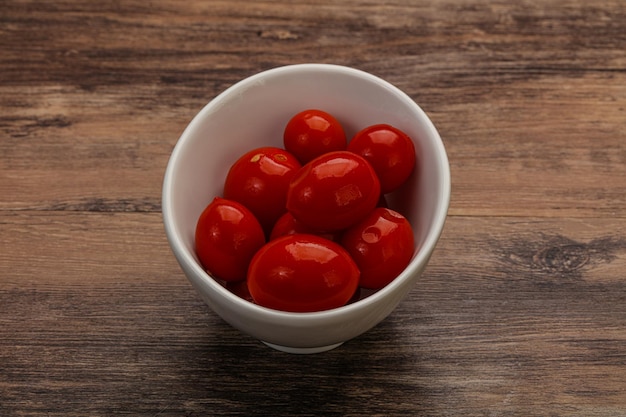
1, 1, 625, 415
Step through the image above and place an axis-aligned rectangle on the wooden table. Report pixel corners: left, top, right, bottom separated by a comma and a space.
2, 1, 625, 415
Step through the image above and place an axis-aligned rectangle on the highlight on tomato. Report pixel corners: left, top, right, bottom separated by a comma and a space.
224, 146, 301, 235
286, 151, 381, 232
340, 207, 415, 289
348, 124, 416, 194
269, 212, 340, 242
195, 197, 266, 282
247, 234, 360, 312
283, 109, 347, 164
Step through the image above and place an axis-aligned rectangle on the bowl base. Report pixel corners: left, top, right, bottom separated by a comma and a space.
262, 341, 343, 354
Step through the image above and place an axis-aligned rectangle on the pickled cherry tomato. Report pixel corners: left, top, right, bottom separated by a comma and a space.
247, 234, 360, 312
340, 207, 414, 289
270, 212, 340, 242
286, 151, 381, 232
195, 197, 266, 282
283, 109, 347, 164
196, 108, 421, 312
224, 147, 301, 234
348, 124, 416, 194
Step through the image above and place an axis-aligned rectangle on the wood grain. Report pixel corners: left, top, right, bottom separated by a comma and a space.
1, 215, 625, 416
1, 0, 625, 415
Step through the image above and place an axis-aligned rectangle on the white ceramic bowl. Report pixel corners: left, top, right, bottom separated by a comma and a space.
162, 64, 450, 353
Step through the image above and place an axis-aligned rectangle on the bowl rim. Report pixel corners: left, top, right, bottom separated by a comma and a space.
162, 63, 451, 324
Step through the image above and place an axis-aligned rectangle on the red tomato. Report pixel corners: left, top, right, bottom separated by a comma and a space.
195, 197, 266, 282
224, 147, 301, 235
283, 109, 347, 164
340, 207, 414, 289
247, 234, 360, 312
348, 124, 416, 194
270, 212, 340, 242
286, 151, 381, 232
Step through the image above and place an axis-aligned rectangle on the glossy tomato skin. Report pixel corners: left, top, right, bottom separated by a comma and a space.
224, 147, 301, 235
247, 234, 360, 312
286, 151, 381, 232
195, 197, 266, 282
340, 207, 415, 289
283, 109, 347, 164
270, 212, 340, 242
348, 124, 416, 194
